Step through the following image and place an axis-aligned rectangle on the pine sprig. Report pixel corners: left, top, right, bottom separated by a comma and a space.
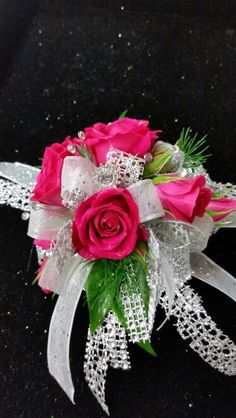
177, 127, 211, 168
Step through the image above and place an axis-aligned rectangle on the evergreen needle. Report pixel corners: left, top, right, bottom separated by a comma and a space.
177, 127, 211, 168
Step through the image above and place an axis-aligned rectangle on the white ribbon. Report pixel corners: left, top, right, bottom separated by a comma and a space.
128, 179, 164, 222
61, 156, 96, 206
27, 202, 71, 241
47, 255, 93, 402
0, 162, 39, 191
191, 252, 236, 302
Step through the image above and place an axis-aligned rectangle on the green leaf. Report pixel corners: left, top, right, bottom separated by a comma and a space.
206, 209, 232, 217
77, 145, 93, 161
85, 251, 157, 358
137, 340, 157, 357
214, 220, 232, 227
164, 209, 176, 219
152, 175, 182, 184
118, 109, 128, 118
32, 276, 38, 285
86, 259, 122, 332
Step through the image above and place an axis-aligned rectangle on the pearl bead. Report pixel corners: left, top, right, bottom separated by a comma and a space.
78, 130, 85, 140
21, 211, 30, 221
144, 152, 153, 163
67, 144, 76, 154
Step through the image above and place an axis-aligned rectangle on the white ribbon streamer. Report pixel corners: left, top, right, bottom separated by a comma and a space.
47, 255, 93, 402
191, 252, 236, 302
0, 162, 39, 191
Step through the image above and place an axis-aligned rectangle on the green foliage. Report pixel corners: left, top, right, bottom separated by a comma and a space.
86, 251, 157, 356
143, 146, 173, 178
86, 258, 124, 332
206, 209, 231, 217
137, 340, 157, 357
86, 251, 149, 333
177, 127, 211, 168
152, 175, 182, 184
118, 109, 128, 118
77, 144, 93, 161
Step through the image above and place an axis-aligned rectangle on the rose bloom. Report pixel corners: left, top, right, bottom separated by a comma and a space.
84, 117, 160, 165
72, 188, 147, 260
155, 175, 212, 223
32, 136, 81, 206
207, 197, 236, 221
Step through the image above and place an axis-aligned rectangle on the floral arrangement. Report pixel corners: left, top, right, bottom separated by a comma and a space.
1, 116, 236, 415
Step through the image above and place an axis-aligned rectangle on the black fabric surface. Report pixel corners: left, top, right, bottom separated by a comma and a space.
0, 2, 236, 417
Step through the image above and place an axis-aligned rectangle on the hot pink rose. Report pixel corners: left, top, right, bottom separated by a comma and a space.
32, 136, 82, 206
207, 197, 236, 221
155, 175, 212, 223
72, 188, 146, 260
84, 117, 160, 165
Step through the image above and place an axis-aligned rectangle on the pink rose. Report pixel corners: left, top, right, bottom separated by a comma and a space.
72, 188, 146, 260
84, 117, 160, 165
155, 175, 212, 223
207, 197, 236, 221
32, 136, 81, 206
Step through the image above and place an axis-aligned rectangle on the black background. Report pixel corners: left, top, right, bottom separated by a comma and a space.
0, 1, 236, 417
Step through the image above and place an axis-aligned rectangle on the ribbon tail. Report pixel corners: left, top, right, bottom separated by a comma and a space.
0, 162, 39, 190
162, 283, 236, 376
191, 252, 236, 302
47, 256, 92, 403
84, 312, 130, 415
160, 253, 177, 316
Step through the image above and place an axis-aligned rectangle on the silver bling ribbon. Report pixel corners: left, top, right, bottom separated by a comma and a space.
84, 312, 130, 415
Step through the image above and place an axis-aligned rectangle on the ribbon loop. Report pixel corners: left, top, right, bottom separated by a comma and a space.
61, 156, 96, 208
27, 202, 71, 240
128, 179, 164, 222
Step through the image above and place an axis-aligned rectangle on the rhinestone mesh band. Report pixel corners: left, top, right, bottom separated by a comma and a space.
160, 284, 236, 375
0, 178, 30, 211
84, 312, 130, 414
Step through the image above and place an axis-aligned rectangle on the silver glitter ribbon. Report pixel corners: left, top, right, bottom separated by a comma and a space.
0, 162, 39, 211
47, 255, 93, 402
